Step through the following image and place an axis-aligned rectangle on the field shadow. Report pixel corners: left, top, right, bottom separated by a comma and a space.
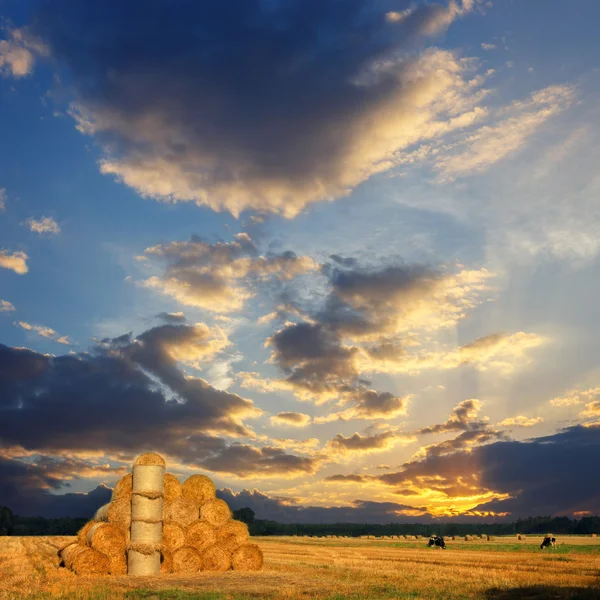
485, 585, 600, 600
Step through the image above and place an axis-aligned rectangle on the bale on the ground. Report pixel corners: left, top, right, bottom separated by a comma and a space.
160, 550, 173, 574
216, 520, 249, 553
77, 521, 96, 545
163, 521, 186, 552
591, 533, 597, 538
181, 474, 216, 506
164, 473, 182, 502
86, 522, 126, 561
489, 536, 496, 541
108, 495, 132, 531
94, 504, 109, 522
172, 546, 202, 574
134, 452, 166, 467
66, 545, 110, 575
164, 496, 199, 528
111, 473, 133, 500
186, 520, 217, 552
200, 499, 231, 528
200, 544, 231, 572
231, 544, 263, 571
59, 542, 79, 567
109, 554, 127, 575
127, 549, 161, 576
131, 494, 164, 522
518, 534, 527, 540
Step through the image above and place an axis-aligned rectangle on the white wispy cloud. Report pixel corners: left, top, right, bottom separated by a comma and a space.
15, 321, 72, 345
26, 216, 61, 235
0, 299, 15, 313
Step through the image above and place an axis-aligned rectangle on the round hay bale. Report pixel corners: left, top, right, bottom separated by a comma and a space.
172, 546, 202, 574
108, 495, 131, 531
134, 452, 166, 467
77, 521, 96, 545
128, 549, 161, 576
59, 542, 79, 567
164, 473, 182, 502
131, 494, 164, 522
130, 520, 163, 545
94, 503, 109, 522
591, 533, 597, 538
200, 499, 231, 528
231, 544, 263, 571
489, 536, 496, 541
186, 520, 217, 553
71, 547, 110, 576
112, 473, 133, 500
87, 523, 126, 560
464, 536, 470, 541
133, 464, 165, 497
160, 550, 173, 574
109, 553, 127, 575
164, 497, 199, 528
163, 521, 186, 552
216, 521, 249, 553
200, 544, 231, 572
62, 543, 86, 569
181, 474, 216, 505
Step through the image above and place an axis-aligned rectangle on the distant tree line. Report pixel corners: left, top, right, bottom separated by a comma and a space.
1, 505, 598, 537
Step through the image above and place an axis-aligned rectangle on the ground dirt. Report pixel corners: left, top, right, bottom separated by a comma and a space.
1, 535, 599, 599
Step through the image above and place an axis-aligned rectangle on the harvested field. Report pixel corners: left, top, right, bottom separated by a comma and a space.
1, 535, 599, 599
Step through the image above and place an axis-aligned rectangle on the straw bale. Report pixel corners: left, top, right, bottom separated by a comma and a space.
131, 494, 164, 522
134, 452, 166, 467
128, 549, 161, 576
94, 503, 109, 522
186, 520, 217, 553
128, 541, 162, 554
200, 544, 231, 572
133, 464, 165, 496
108, 495, 131, 530
70, 546, 110, 575
109, 553, 127, 575
87, 522, 126, 559
489, 536, 496, 541
200, 499, 231, 527
172, 546, 202, 574
216, 520, 249, 552
112, 473, 133, 500
591, 533, 597, 538
164, 496, 199, 528
231, 543, 263, 571
77, 520, 96, 545
164, 473, 182, 502
160, 550, 173, 574
59, 542, 79, 567
181, 474, 216, 505
162, 521, 186, 552
130, 520, 163, 545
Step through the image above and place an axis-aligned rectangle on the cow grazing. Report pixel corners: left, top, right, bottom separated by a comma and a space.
540, 535, 556, 549
428, 535, 446, 549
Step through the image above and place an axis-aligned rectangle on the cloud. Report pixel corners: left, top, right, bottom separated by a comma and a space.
323, 474, 368, 483
498, 415, 544, 428
31, 0, 489, 217
413, 428, 504, 459
580, 402, 600, 419
271, 412, 312, 428
156, 311, 187, 324
26, 216, 61, 235
481, 43, 496, 50
376, 425, 600, 517
0, 324, 264, 460
142, 234, 316, 312
417, 399, 486, 434
15, 321, 71, 345
550, 386, 600, 408
0, 27, 47, 78
0, 188, 6, 211
0, 249, 28, 274
326, 430, 415, 456
0, 299, 15, 313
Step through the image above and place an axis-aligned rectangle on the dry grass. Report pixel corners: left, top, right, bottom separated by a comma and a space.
1, 535, 599, 599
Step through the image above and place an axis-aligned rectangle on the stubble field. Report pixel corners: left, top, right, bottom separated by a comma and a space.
1, 535, 599, 600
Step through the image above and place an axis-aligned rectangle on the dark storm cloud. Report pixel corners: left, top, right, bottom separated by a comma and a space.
218, 488, 430, 523
0, 323, 260, 454
30, 0, 481, 216
378, 425, 600, 517
323, 474, 369, 483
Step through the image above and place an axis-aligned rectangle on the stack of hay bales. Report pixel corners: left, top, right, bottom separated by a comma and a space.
59, 454, 262, 576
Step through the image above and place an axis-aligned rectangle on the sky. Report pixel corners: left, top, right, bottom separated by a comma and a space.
1, 0, 600, 523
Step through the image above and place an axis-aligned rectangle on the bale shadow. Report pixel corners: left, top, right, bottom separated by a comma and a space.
485, 586, 600, 600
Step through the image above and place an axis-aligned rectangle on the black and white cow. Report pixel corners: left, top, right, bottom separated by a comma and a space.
540, 536, 556, 549
428, 535, 446, 549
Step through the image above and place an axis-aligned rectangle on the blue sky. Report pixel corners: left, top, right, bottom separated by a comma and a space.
1, 0, 600, 521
